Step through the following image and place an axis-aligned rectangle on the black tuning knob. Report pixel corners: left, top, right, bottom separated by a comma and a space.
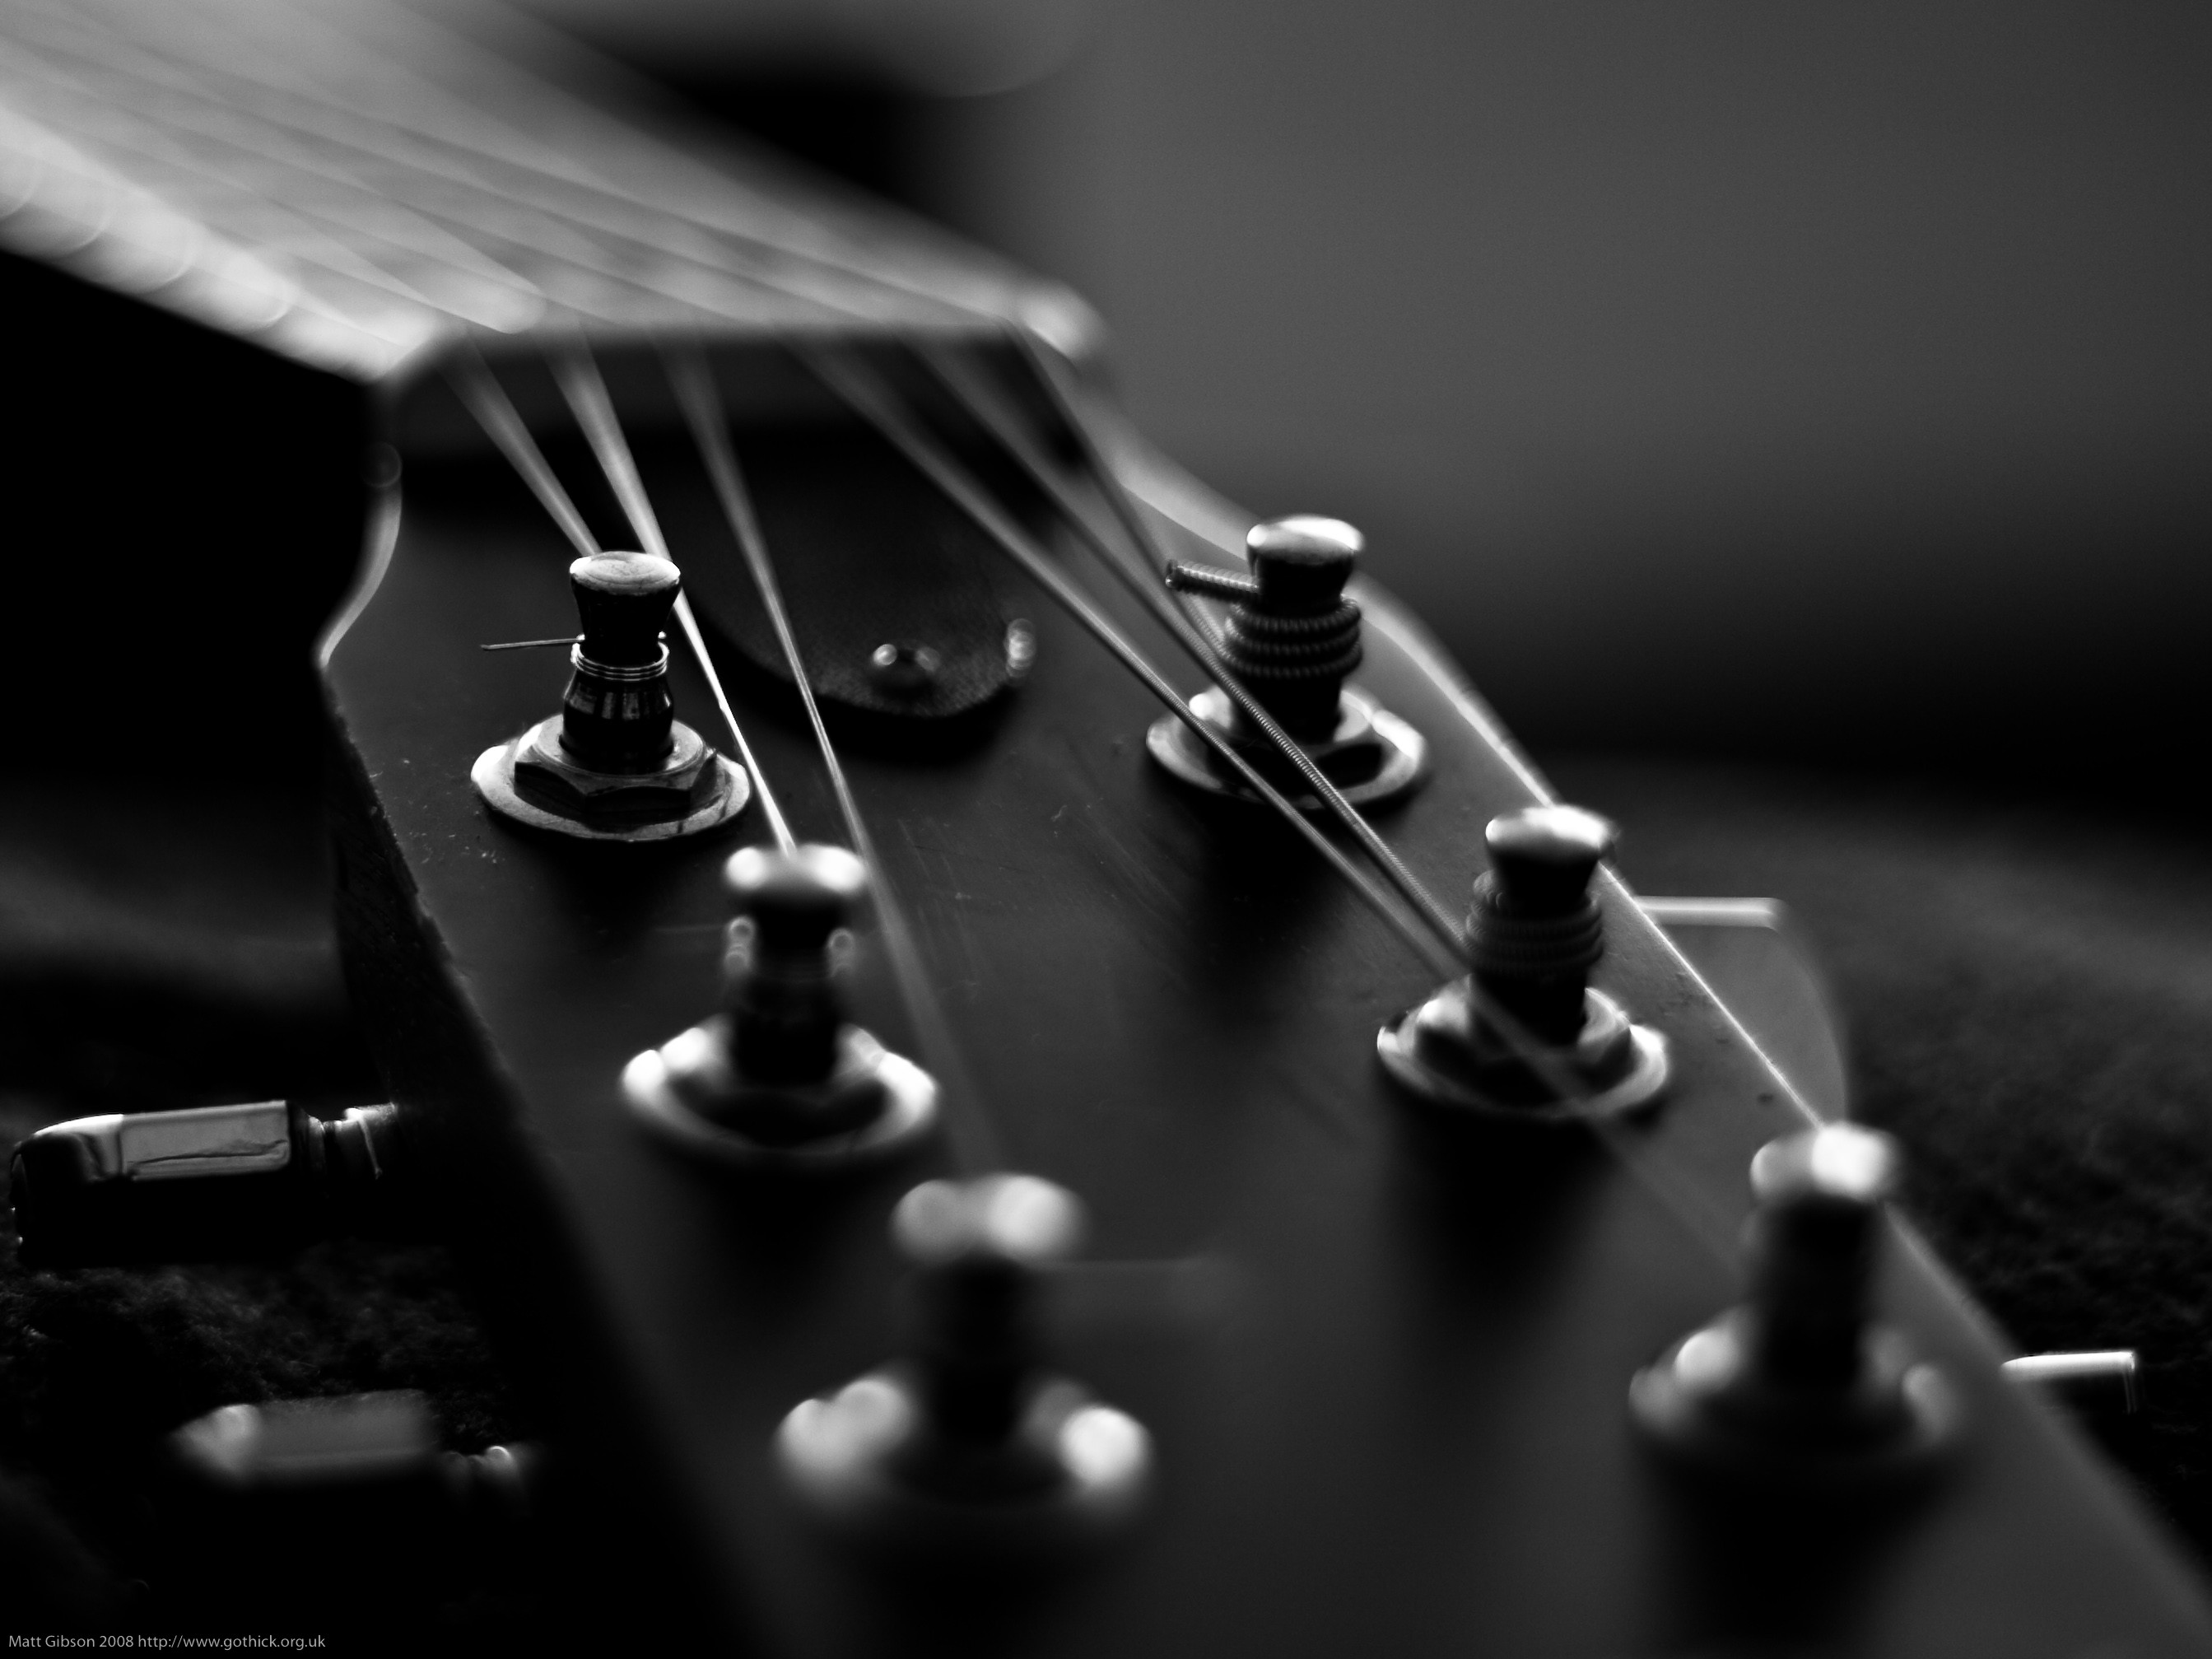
1247, 510, 1362, 610
1469, 805, 1616, 1045
1745, 1127, 1895, 1388
1630, 1124, 1961, 1484
474, 550, 750, 840
896, 1175, 1085, 1454
622, 845, 938, 1169
561, 552, 681, 772
722, 845, 868, 1088
776, 1174, 1151, 1549
1379, 803, 1669, 1121
570, 550, 678, 660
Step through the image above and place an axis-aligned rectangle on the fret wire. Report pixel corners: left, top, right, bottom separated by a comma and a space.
803, 343, 1464, 984
458, 288, 1623, 1177
666, 343, 1004, 1173
926, 337, 1471, 962
545, 336, 795, 855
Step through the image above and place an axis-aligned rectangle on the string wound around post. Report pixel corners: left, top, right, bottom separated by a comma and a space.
1147, 516, 1424, 810
623, 844, 938, 1171
473, 551, 750, 842
1379, 805, 1669, 1124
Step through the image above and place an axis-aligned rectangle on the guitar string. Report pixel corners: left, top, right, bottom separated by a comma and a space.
455, 333, 1734, 1255
445, 344, 598, 559
966, 366, 1745, 1251
922, 336, 1469, 958
439, 212, 1737, 1247
639, 338, 1700, 1242
413, 166, 1476, 982
664, 341, 1005, 1172
458, 313, 1493, 1118
69, 0, 1758, 1262
799, 343, 1464, 983
796, 344, 1711, 1158
540, 336, 796, 855
341, 107, 1475, 969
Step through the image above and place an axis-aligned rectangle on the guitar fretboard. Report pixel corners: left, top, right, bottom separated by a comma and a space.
0, 0, 1081, 378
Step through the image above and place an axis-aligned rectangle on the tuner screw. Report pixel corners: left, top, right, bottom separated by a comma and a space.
1378, 805, 1669, 1122
1629, 1124, 1962, 1485
622, 845, 938, 1171
867, 641, 943, 697
775, 1174, 1152, 1551
472, 550, 751, 842
1146, 515, 1425, 810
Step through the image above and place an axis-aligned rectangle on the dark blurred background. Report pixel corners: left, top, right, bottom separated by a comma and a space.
508, 0, 2212, 778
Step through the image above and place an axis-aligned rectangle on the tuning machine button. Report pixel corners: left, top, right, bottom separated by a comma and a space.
473, 551, 750, 841
1146, 515, 1425, 809
1378, 805, 1669, 1121
777, 1175, 1151, 1550
1630, 1124, 1962, 1485
622, 845, 938, 1170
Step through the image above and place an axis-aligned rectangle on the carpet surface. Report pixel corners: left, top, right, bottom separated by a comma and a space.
1551, 753, 2212, 1568
4, 754, 2211, 1631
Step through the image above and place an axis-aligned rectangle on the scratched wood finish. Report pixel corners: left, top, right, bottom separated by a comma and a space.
326, 397, 2212, 1657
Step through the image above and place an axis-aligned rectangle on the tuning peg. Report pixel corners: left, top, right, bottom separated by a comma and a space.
11, 1101, 411, 1266
472, 550, 750, 841
775, 1174, 1151, 1550
1629, 1124, 1961, 1484
622, 845, 937, 1170
1378, 804, 1669, 1121
1148, 515, 1425, 809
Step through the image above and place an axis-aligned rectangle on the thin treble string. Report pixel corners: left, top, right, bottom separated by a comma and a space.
663, 343, 1005, 1172
541, 337, 796, 855
975, 345, 1745, 1258
446, 343, 598, 559
660, 349, 864, 850
800, 343, 1464, 983
804, 347, 1662, 1121
921, 338, 1469, 961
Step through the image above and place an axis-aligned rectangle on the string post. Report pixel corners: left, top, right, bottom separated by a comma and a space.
723, 845, 867, 1088
621, 845, 938, 1171
1630, 1125, 1963, 1486
775, 1174, 1153, 1549
1150, 516, 1424, 809
472, 550, 751, 843
559, 552, 680, 770
1377, 805, 1669, 1123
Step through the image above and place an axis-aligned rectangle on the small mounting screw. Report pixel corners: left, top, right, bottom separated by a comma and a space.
868, 641, 943, 697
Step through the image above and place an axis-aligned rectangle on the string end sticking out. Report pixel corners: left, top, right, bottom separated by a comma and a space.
545, 337, 795, 852
449, 345, 751, 843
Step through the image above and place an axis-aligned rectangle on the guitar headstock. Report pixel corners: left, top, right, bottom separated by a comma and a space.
318, 327, 2212, 1653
